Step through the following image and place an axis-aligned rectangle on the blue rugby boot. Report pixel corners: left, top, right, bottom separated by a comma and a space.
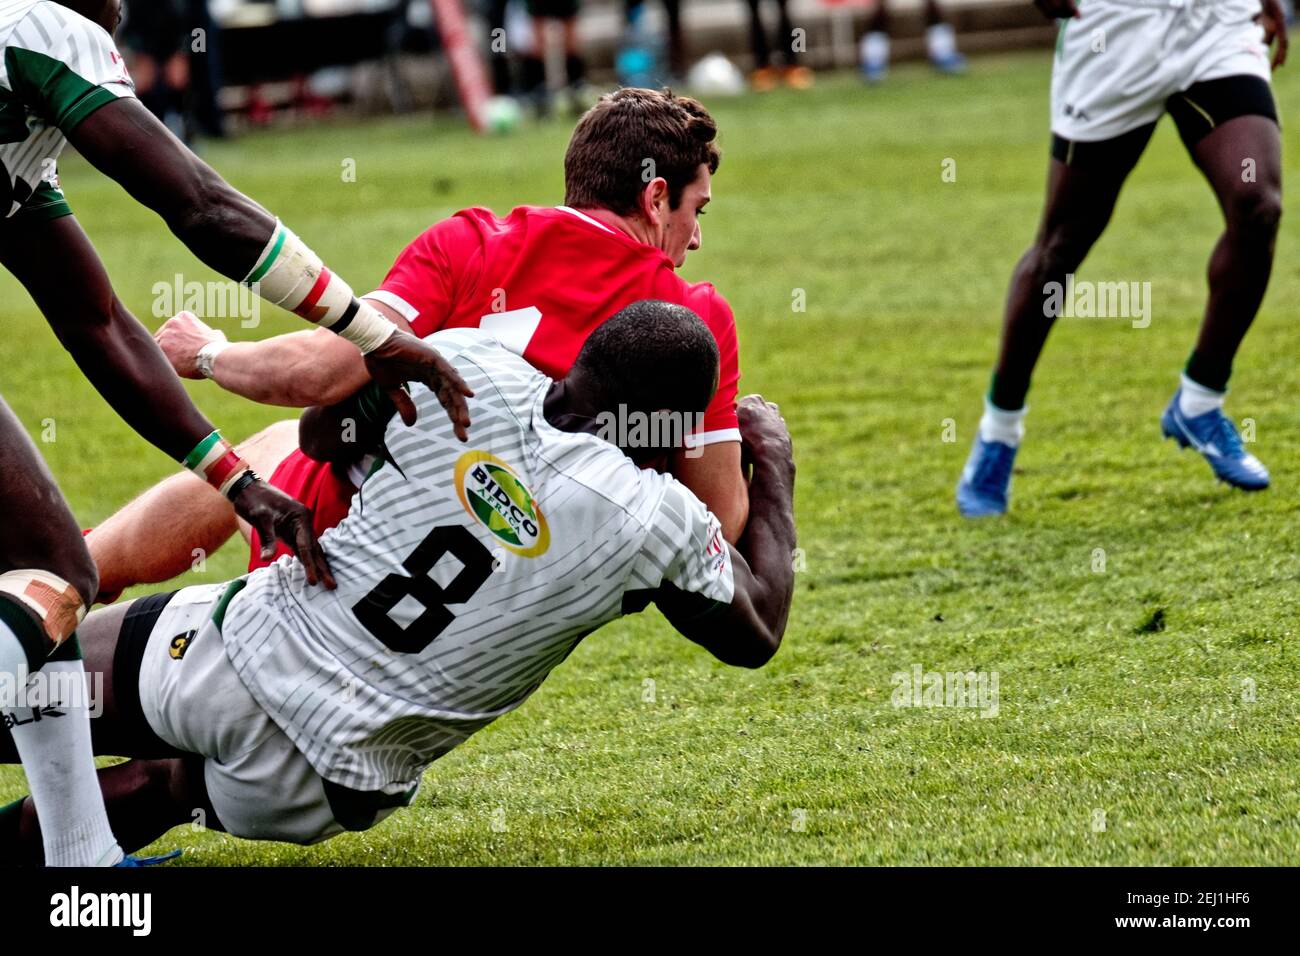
1160, 390, 1269, 491
115, 849, 182, 867
956, 435, 1018, 517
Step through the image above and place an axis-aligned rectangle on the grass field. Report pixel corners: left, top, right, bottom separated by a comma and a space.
3, 49, 1299, 865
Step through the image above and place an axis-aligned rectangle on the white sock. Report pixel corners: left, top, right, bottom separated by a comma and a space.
927, 23, 957, 61
1, 657, 123, 866
979, 399, 1026, 447
1179, 373, 1225, 418
861, 31, 890, 71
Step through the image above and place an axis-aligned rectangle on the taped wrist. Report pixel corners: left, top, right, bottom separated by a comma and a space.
243, 219, 397, 354
182, 430, 255, 499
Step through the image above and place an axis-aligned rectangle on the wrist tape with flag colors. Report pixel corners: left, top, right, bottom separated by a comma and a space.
0, 570, 86, 649
244, 220, 397, 354
183, 430, 253, 498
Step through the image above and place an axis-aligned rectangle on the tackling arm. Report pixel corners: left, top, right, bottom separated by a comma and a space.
657, 396, 796, 668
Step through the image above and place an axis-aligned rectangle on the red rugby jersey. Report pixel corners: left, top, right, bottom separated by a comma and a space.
366, 204, 740, 445
248, 205, 740, 571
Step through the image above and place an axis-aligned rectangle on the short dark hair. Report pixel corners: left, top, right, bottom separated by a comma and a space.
564, 88, 721, 217
573, 300, 719, 417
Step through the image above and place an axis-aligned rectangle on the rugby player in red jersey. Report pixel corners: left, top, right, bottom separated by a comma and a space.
88, 88, 748, 596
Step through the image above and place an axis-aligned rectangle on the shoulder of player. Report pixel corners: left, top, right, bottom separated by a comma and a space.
532, 431, 696, 538
5, 1, 112, 53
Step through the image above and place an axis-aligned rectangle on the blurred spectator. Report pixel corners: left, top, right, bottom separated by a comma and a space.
187, 0, 228, 138
121, 1, 227, 140
520, 0, 588, 116
745, 0, 812, 91
120, 0, 191, 137
482, 0, 514, 95
621, 0, 684, 84
860, 1, 965, 83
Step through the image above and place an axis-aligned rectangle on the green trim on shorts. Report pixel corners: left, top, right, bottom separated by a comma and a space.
210, 577, 249, 633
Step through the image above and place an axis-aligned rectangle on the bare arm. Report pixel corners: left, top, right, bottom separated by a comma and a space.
672, 441, 749, 545
0, 211, 335, 587
68, 98, 473, 436
656, 397, 796, 668
156, 301, 414, 407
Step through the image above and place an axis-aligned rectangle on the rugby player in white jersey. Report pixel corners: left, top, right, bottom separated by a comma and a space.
0, 301, 797, 857
957, 0, 1288, 516
0, 0, 468, 867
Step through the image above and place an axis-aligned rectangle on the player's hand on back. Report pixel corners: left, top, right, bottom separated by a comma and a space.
155, 311, 224, 379
1033, 0, 1080, 20
1258, 0, 1289, 69
231, 479, 337, 590
363, 330, 475, 441
737, 394, 793, 472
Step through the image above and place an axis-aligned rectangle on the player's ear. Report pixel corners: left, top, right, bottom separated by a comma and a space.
639, 178, 670, 228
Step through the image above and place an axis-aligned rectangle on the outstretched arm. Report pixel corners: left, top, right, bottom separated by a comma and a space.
656, 396, 796, 668
155, 301, 412, 408
66, 98, 473, 437
0, 213, 335, 587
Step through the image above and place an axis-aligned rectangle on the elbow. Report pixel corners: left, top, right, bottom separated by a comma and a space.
741, 632, 781, 669
724, 624, 782, 669
53, 297, 129, 354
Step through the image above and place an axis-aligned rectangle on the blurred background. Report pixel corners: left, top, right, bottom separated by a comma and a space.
117, 0, 1119, 138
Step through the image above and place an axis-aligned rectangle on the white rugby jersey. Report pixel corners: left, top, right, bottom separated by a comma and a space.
0, 1, 135, 218
222, 328, 735, 793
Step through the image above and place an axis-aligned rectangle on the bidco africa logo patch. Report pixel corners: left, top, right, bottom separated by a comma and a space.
454, 451, 550, 557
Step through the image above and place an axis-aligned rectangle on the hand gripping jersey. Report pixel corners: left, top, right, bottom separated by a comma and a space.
250, 203, 742, 569
0, 0, 135, 219
222, 329, 735, 793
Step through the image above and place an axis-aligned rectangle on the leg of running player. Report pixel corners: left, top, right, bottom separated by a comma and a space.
957, 127, 1153, 516
0, 597, 220, 862
0, 397, 127, 867
1191, 116, 1281, 377
1157, 113, 1281, 490
87, 419, 300, 598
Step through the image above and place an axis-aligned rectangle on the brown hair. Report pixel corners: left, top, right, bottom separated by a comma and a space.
564, 88, 721, 217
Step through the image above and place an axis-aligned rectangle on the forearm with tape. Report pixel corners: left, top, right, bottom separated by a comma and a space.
243, 219, 396, 353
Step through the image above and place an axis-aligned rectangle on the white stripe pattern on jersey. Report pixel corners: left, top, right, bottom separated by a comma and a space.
220, 328, 734, 792
0, 1, 134, 217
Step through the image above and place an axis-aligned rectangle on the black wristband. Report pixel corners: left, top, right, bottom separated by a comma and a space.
225, 468, 260, 502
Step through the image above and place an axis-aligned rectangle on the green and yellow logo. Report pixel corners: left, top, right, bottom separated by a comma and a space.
454, 451, 550, 557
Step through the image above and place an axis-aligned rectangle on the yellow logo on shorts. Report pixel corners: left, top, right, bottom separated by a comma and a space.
169, 630, 197, 660
453, 451, 550, 557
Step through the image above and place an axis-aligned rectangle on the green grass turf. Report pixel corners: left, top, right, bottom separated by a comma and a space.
3, 50, 1299, 865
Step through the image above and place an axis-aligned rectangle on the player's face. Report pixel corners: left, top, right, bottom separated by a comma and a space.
662, 165, 711, 268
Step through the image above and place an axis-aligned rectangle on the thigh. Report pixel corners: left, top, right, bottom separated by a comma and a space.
1171, 76, 1281, 202
80, 592, 191, 758
1037, 122, 1156, 245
